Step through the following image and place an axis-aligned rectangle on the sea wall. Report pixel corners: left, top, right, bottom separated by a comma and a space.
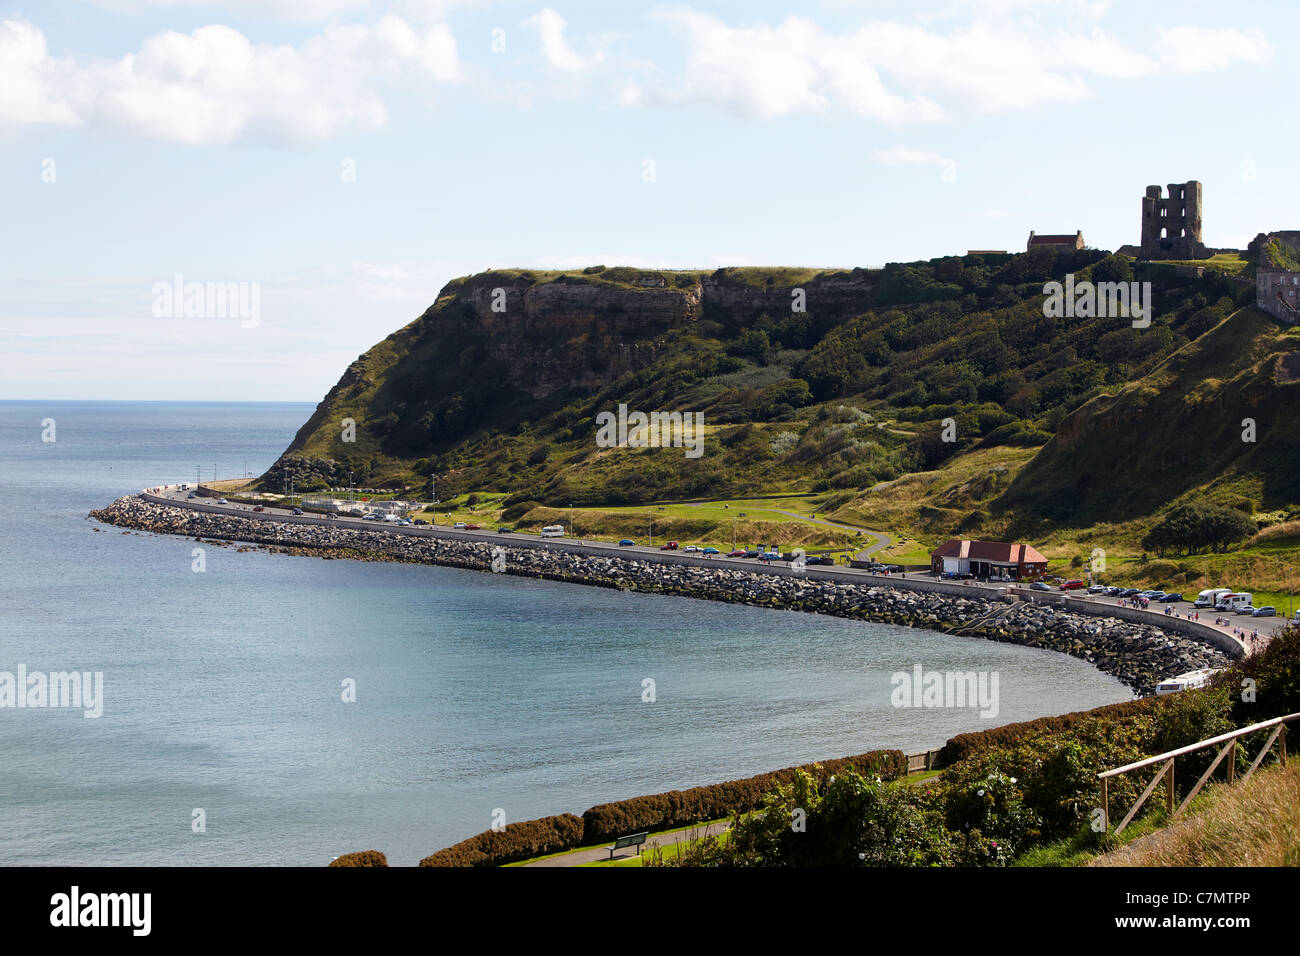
91, 494, 1231, 695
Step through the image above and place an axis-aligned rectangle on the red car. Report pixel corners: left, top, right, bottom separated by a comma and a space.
464, 524, 481, 531
659, 541, 679, 550
727, 549, 746, 557
1060, 580, 1085, 590
252, 505, 265, 512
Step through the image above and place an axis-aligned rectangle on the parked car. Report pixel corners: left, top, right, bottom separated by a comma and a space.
292, 508, 304, 515
186, 493, 196, 499
659, 541, 679, 550
1252, 606, 1276, 617
683, 545, 701, 553
464, 524, 481, 531
1030, 581, 1052, 592
217, 498, 228, 504
252, 505, 265, 512
702, 547, 720, 555
326, 513, 337, 519
619, 539, 635, 547
497, 527, 512, 534
1060, 580, 1085, 590
1087, 585, 1106, 594
743, 549, 760, 558
363, 513, 380, 520
398, 519, 411, 526
727, 549, 747, 557
1119, 588, 1140, 597
1235, 606, 1257, 615
806, 555, 834, 566
1161, 593, 1184, 603
1105, 586, 1123, 596
453, 521, 467, 529
413, 519, 428, 525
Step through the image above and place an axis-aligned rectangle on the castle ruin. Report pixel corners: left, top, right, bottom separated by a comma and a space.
1140, 181, 1209, 260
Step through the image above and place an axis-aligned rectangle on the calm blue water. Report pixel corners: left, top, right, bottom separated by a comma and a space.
0, 401, 1130, 865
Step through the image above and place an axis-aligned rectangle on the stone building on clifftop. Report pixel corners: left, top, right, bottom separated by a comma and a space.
1026, 230, 1084, 252
1140, 181, 1209, 259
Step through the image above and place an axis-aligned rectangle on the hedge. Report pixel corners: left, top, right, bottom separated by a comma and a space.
419, 813, 584, 867
937, 696, 1164, 766
581, 749, 907, 845
415, 748, 905, 867
329, 850, 389, 867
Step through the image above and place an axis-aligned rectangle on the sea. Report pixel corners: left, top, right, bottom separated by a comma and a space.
0, 401, 1131, 865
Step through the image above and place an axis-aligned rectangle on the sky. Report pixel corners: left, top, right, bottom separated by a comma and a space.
1, 0, 1296, 401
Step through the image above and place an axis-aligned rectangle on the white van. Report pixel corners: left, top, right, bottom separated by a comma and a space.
1215, 593, 1252, 611
382, 514, 400, 523
540, 525, 565, 538
1194, 588, 1232, 608
1155, 668, 1221, 695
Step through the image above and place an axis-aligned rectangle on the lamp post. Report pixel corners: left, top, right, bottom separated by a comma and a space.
648, 515, 653, 547
569, 504, 575, 539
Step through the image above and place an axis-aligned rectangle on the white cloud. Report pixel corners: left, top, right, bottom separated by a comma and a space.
0, 15, 460, 145
627, 8, 1274, 121
522, 7, 604, 73
0, 20, 82, 127
1157, 26, 1273, 73
636, 10, 942, 123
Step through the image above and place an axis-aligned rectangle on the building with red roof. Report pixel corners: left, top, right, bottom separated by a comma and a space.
930, 539, 1048, 580
1026, 230, 1084, 251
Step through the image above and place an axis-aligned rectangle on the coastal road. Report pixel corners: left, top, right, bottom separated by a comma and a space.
149, 487, 911, 588
141, 486, 1266, 655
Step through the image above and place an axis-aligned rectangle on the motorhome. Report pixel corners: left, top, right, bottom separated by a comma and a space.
540, 525, 566, 538
1194, 588, 1232, 608
1215, 593, 1252, 611
1155, 668, 1221, 695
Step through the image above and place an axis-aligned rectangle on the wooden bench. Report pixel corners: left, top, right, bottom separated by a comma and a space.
609, 832, 648, 859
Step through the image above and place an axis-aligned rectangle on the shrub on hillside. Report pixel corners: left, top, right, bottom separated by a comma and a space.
1142, 503, 1257, 555
1216, 624, 1300, 726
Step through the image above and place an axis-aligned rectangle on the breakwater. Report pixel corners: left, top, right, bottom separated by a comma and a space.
90, 495, 1231, 695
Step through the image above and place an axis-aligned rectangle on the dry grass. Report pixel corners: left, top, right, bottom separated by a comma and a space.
1090, 760, 1300, 867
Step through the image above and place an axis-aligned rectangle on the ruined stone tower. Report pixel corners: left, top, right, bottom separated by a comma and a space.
1140, 181, 1208, 259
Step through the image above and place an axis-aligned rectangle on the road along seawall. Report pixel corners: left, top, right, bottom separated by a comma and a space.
93, 494, 1233, 695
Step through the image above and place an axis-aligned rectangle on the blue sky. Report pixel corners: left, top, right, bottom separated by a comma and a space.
1, 0, 1295, 400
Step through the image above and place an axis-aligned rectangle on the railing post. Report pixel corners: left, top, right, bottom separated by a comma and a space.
1166, 758, 1175, 817
1101, 777, 1109, 834
1282, 725, 1288, 765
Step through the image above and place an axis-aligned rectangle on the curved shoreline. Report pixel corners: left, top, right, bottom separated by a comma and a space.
91, 494, 1231, 695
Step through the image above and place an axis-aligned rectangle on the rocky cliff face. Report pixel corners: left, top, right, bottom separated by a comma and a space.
272, 266, 882, 477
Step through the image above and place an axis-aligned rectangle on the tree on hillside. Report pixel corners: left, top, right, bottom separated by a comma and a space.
1142, 503, 1257, 555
